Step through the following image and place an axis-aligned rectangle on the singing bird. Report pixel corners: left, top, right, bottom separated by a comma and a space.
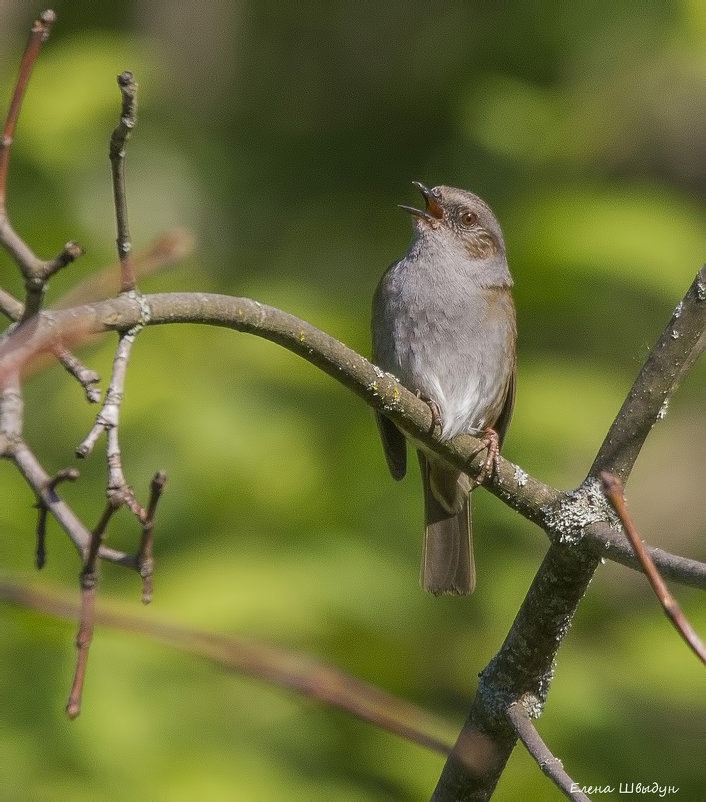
372, 182, 516, 595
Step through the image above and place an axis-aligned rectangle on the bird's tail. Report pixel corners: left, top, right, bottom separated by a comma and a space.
418, 453, 475, 595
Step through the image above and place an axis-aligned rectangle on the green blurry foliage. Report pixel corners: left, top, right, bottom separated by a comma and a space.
1, 2, 704, 800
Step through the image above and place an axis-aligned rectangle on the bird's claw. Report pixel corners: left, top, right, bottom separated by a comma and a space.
471, 427, 501, 487
416, 391, 442, 434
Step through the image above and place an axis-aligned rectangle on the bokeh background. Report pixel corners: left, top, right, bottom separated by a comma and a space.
1, 2, 704, 799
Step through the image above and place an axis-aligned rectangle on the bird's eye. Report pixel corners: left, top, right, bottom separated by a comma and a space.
460, 210, 478, 227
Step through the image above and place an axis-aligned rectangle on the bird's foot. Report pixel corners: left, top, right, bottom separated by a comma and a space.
471, 427, 500, 487
415, 391, 442, 434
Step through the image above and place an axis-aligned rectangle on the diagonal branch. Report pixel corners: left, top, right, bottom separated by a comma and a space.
0, 11, 85, 320
589, 266, 705, 482
0, 10, 57, 208
507, 701, 591, 802
0, 578, 459, 757
602, 472, 706, 665
9, 437, 137, 568
431, 541, 599, 800
0, 288, 24, 320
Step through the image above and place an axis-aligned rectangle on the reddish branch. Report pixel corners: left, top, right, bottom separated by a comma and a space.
0, 10, 56, 207
602, 472, 706, 666
1, 578, 458, 756
0, 12, 84, 319
65, 501, 119, 719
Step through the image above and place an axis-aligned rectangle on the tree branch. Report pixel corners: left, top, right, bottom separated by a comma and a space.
602, 472, 706, 665
589, 266, 706, 482
1, 8, 701, 792
0, 11, 88, 321
583, 520, 706, 590
2, 290, 703, 584
34, 466, 79, 568
507, 701, 591, 802
0, 288, 23, 320
137, 471, 167, 604
109, 71, 138, 293
9, 439, 137, 568
0, 578, 459, 757
0, 291, 560, 551
431, 541, 599, 800
0, 10, 56, 208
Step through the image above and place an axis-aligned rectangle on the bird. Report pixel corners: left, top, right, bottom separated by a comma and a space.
371, 182, 516, 595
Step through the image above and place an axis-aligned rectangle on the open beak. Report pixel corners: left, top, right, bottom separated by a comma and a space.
398, 181, 443, 223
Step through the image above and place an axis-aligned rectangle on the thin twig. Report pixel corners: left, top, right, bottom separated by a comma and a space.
65, 502, 118, 719
0, 11, 56, 306
109, 72, 138, 293
601, 472, 706, 666
64, 581, 95, 719
11, 439, 137, 568
137, 470, 167, 604
1, 578, 458, 753
0, 12, 78, 321
41, 240, 85, 280
50, 343, 101, 402
35, 467, 80, 568
76, 330, 139, 491
0, 288, 23, 321
0, 10, 57, 208
75, 329, 148, 526
74, 327, 156, 584
507, 702, 591, 802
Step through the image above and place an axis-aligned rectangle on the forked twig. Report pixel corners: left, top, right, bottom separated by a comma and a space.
35, 467, 80, 568
50, 343, 101, 402
601, 472, 706, 666
65, 502, 119, 719
76, 329, 142, 514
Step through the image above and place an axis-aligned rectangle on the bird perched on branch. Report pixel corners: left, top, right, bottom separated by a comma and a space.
372, 182, 516, 595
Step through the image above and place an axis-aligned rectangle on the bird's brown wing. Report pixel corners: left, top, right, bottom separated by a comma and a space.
375, 412, 407, 480
494, 357, 516, 448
